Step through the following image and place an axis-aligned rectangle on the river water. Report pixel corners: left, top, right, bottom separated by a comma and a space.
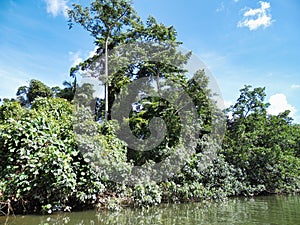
1, 195, 300, 225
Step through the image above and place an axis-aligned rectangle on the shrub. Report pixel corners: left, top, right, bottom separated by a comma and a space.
133, 182, 162, 208
0, 98, 104, 213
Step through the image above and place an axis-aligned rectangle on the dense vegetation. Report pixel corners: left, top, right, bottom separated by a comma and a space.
1, 0, 300, 215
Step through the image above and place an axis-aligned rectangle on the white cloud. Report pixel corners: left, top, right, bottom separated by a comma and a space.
69, 47, 99, 69
237, 1, 274, 30
88, 47, 98, 58
224, 100, 232, 109
44, 0, 69, 18
69, 51, 83, 67
234, 0, 239, 2
223, 100, 233, 119
268, 93, 296, 117
291, 84, 300, 89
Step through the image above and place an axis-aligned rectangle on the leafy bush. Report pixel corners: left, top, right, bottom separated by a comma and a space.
73, 106, 132, 185
0, 98, 104, 213
133, 182, 162, 208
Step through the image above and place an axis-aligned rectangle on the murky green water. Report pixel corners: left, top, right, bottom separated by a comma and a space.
1, 195, 300, 225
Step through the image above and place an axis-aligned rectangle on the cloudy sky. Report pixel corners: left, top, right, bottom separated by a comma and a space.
0, 0, 300, 122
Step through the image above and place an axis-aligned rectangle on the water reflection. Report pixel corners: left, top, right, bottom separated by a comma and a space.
1, 195, 300, 225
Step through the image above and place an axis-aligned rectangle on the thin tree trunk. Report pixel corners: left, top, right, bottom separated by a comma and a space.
104, 35, 109, 120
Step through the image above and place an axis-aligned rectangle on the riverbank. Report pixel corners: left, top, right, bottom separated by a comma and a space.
1, 178, 299, 216
2, 195, 300, 225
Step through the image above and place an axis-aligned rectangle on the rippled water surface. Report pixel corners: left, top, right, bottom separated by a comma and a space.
1, 195, 300, 225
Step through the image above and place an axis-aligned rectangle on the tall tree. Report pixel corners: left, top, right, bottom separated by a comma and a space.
67, 0, 212, 167
68, 0, 139, 120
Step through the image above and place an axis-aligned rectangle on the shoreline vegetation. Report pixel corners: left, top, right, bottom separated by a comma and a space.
1, 0, 300, 216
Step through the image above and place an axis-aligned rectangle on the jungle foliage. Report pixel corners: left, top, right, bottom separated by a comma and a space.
1, 0, 299, 215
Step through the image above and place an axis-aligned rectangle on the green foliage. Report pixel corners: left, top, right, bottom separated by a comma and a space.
0, 100, 24, 123
1, 0, 300, 216
53, 79, 77, 101
73, 106, 132, 184
126, 96, 182, 165
68, 0, 138, 42
223, 85, 300, 193
16, 79, 53, 106
0, 98, 104, 213
133, 182, 162, 208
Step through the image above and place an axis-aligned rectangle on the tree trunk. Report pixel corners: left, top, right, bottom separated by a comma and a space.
104, 35, 109, 120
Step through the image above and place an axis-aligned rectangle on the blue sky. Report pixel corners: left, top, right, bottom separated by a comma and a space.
0, 0, 300, 122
